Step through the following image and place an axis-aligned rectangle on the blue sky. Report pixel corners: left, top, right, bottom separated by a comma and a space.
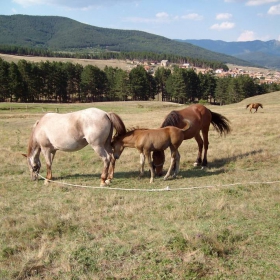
2, 0, 280, 42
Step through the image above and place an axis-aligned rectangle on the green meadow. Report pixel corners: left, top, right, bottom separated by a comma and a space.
0, 92, 279, 279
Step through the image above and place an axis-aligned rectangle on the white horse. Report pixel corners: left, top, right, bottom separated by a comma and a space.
22, 108, 126, 186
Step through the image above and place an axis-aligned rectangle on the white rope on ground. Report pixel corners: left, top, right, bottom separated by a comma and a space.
37, 173, 280, 192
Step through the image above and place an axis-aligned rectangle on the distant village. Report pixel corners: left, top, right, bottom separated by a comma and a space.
211, 66, 280, 85
125, 59, 280, 85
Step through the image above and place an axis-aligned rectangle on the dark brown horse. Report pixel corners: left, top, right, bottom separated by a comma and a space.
112, 124, 189, 183
246, 103, 263, 113
152, 104, 231, 176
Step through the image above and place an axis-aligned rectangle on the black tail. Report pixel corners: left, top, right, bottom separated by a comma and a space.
161, 111, 182, 128
210, 111, 231, 136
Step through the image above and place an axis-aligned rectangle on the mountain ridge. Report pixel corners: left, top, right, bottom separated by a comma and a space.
177, 39, 280, 69
0, 14, 253, 67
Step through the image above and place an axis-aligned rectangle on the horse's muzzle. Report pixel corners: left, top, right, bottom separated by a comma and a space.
31, 172, 38, 180
31, 167, 40, 180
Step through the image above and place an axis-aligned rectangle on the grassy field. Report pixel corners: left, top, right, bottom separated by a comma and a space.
0, 93, 280, 279
0, 53, 130, 70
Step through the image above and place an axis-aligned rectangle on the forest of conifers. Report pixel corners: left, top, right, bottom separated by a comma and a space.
0, 57, 279, 104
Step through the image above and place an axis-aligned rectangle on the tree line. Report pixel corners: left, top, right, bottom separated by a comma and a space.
0, 57, 279, 104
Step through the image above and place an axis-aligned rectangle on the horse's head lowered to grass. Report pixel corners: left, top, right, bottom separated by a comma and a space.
22, 108, 126, 186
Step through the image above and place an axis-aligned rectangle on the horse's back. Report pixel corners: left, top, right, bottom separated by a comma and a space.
33, 108, 111, 151
177, 104, 211, 138
37, 108, 109, 134
136, 127, 184, 151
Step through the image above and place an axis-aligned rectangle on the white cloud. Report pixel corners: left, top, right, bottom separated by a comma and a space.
123, 17, 155, 23
12, 0, 44, 6
210, 22, 235, 30
246, 0, 279, 6
237, 30, 256, 41
181, 13, 203, 20
225, 0, 280, 4
216, 13, 232, 20
156, 12, 169, 19
124, 12, 171, 24
224, 0, 245, 2
268, 3, 280, 13
12, 0, 132, 9
124, 12, 203, 24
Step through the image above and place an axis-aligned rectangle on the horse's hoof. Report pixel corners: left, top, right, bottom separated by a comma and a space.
44, 179, 50, 185
149, 179, 154, 183
105, 179, 111, 185
201, 166, 207, 170
193, 162, 199, 167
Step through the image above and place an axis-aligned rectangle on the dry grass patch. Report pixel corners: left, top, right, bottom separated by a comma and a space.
1, 93, 280, 279
0, 54, 130, 71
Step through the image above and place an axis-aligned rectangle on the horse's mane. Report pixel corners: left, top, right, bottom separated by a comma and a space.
112, 126, 148, 141
27, 120, 39, 156
246, 104, 251, 108
161, 111, 181, 128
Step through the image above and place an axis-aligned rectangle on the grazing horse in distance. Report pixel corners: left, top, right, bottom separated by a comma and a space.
246, 103, 263, 113
22, 108, 126, 186
111, 124, 190, 183
152, 104, 231, 176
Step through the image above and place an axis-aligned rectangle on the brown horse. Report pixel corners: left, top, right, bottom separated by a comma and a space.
112, 124, 190, 183
246, 103, 263, 113
152, 104, 231, 176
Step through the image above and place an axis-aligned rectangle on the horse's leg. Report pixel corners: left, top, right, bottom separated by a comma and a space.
139, 152, 145, 178
92, 145, 111, 186
51, 151, 56, 163
194, 133, 203, 166
106, 155, 115, 185
173, 151, 180, 177
201, 128, 209, 168
41, 148, 54, 184
49, 151, 56, 178
164, 148, 177, 180
145, 151, 155, 183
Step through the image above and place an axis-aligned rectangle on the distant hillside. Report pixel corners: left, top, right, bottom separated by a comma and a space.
177, 39, 280, 69
0, 14, 253, 67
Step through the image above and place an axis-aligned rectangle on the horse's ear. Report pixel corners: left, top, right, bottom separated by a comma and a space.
22, 153, 27, 158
